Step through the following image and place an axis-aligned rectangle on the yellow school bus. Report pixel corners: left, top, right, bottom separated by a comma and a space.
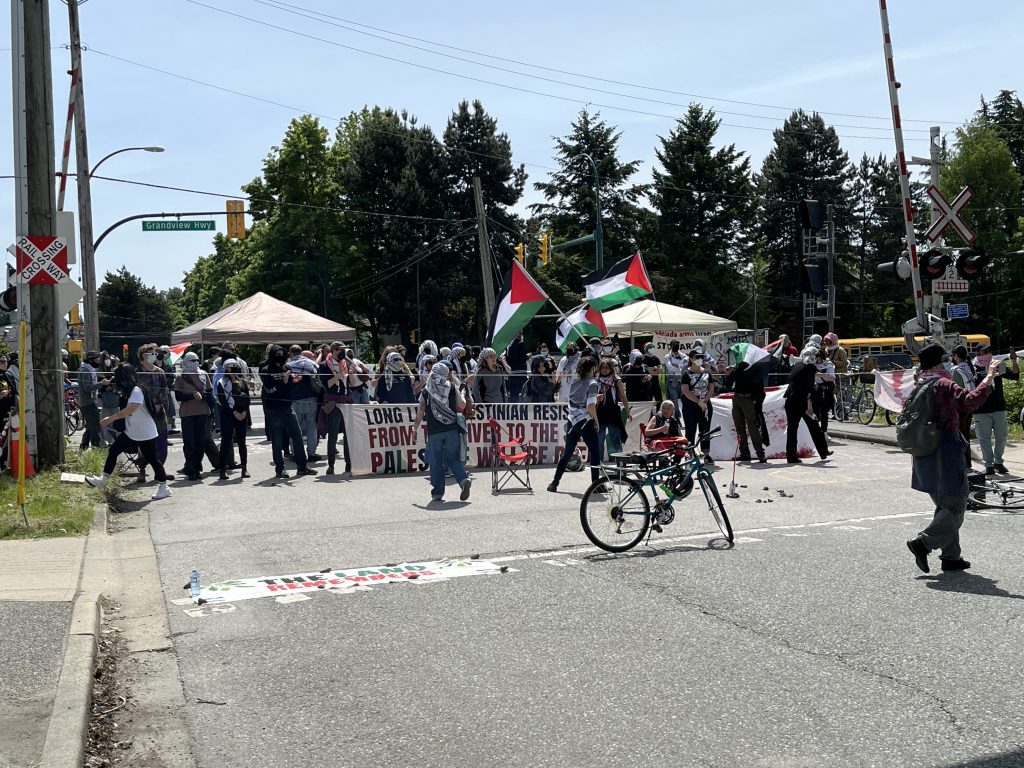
840, 334, 991, 359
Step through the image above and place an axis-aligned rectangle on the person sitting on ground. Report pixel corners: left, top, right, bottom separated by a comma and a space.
907, 343, 998, 574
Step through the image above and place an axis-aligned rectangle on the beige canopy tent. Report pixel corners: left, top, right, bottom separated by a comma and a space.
171, 292, 355, 345
602, 299, 736, 336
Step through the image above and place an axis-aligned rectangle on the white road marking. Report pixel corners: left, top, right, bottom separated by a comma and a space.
275, 593, 312, 604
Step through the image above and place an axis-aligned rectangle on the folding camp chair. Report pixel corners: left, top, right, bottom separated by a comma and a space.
487, 417, 532, 493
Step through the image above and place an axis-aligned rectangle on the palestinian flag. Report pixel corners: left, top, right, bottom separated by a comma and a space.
555, 305, 607, 352
583, 253, 653, 311
729, 341, 777, 380
167, 342, 192, 365
485, 260, 549, 353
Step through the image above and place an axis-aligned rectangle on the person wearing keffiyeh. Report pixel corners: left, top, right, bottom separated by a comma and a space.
376, 352, 416, 404
413, 361, 472, 503
173, 352, 212, 481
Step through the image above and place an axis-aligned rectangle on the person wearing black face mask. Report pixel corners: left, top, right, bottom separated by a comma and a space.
259, 344, 315, 479
319, 341, 352, 475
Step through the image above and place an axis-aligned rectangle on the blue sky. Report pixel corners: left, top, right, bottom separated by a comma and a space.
2, 0, 1022, 292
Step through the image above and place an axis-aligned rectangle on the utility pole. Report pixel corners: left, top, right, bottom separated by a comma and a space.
472, 176, 496, 321
23, 0, 63, 467
910, 126, 943, 317
67, 0, 98, 352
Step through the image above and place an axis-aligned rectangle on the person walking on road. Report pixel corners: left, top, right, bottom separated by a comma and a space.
413, 361, 472, 503
547, 356, 606, 493
784, 351, 831, 463
86, 364, 171, 500
907, 343, 999, 574
972, 343, 1019, 475
215, 359, 251, 480
260, 345, 315, 479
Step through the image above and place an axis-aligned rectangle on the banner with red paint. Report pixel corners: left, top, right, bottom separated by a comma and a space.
873, 370, 915, 414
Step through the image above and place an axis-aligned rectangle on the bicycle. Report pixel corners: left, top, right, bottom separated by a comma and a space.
579, 426, 733, 553
63, 384, 82, 436
967, 475, 1024, 513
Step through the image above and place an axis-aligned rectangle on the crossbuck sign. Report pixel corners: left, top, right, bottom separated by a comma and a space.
924, 185, 976, 245
15, 235, 69, 285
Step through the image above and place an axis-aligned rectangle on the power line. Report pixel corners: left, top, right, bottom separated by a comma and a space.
179, 0, 927, 143
250, 0, 927, 135
253, 0, 988, 127
85, 46, 559, 173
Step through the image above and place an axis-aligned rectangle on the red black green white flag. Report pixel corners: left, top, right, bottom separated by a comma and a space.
583, 252, 653, 311
485, 260, 549, 353
555, 305, 607, 352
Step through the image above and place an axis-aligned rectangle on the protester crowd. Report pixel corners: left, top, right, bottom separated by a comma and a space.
69, 330, 1020, 527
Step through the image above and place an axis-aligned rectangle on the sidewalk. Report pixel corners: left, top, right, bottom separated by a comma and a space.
830, 421, 1024, 473
0, 532, 99, 768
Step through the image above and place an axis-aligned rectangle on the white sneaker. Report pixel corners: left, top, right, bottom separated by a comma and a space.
85, 474, 107, 489
151, 484, 172, 500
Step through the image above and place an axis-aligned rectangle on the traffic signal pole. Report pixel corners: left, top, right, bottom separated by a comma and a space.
910, 126, 943, 315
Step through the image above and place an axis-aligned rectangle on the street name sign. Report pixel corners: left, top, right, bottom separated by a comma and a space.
15, 235, 69, 285
946, 303, 969, 320
142, 220, 216, 232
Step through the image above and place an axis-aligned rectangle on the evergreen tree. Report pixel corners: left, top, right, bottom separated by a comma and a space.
978, 90, 1024, 186
754, 110, 855, 338
98, 267, 174, 348
442, 100, 527, 338
650, 104, 755, 319
530, 109, 649, 304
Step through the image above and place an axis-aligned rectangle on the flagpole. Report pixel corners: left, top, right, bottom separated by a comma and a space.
551, 299, 598, 351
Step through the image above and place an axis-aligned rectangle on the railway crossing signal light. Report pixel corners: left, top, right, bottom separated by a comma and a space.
919, 247, 952, 277
800, 262, 826, 294
515, 242, 525, 264
955, 249, 989, 281
877, 251, 913, 282
538, 233, 550, 265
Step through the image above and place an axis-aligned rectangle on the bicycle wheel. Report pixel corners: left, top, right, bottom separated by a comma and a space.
968, 483, 1024, 512
580, 474, 650, 553
884, 409, 897, 426
697, 469, 734, 543
65, 409, 82, 435
832, 398, 849, 422
855, 389, 876, 425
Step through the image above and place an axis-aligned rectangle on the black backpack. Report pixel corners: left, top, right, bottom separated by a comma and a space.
895, 380, 941, 457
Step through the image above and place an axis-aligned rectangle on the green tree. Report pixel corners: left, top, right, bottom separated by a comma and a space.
650, 104, 755, 319
978, 90, 1024, 186
178, 235, 253, 326
98, 267, 174, 349
443, 99, 527, 338
530, 108, 649, 300
241, 115, 350, 320
755, 110, 855, 338
942, 120, 1023, 344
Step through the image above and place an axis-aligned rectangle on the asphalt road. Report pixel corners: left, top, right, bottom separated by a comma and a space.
147, 434, 1024, 768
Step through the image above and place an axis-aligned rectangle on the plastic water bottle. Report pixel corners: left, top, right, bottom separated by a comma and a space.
189, 569, 200, 600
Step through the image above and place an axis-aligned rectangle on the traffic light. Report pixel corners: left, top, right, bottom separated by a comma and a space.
800, 262, 826, 294
919, 247, 952, 277
799, 199, 825, 230
877, 251, 913, 282
955, 248, 989, 281
0, 287, 15, 312
538, 233, 550, 265
226, 199, 246, 239
515, 242, 525, 264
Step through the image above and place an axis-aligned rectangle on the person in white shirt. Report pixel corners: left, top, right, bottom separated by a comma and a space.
812, 348, 837, 434
555, 341, 584, 404
663, 340, 687, 417
85, 364, 171, 500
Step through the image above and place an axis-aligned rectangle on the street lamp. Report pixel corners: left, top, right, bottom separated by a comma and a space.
577, 153, 604, 270
89, 145, 164, 178
78, 144, 166, 351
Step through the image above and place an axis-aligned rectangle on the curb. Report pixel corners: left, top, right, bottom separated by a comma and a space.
830, 427, 898, 448
38, 592, 101, 768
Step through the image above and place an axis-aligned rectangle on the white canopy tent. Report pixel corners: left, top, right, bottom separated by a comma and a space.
601, 299, 737, 336
171, 292, 355, 345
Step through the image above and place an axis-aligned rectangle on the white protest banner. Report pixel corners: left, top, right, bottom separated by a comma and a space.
196, 558, 504, 604
650, 329, 753, 370
707, 387, 816, 461
343, 402, 573, 476
873, 370, 915, 414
